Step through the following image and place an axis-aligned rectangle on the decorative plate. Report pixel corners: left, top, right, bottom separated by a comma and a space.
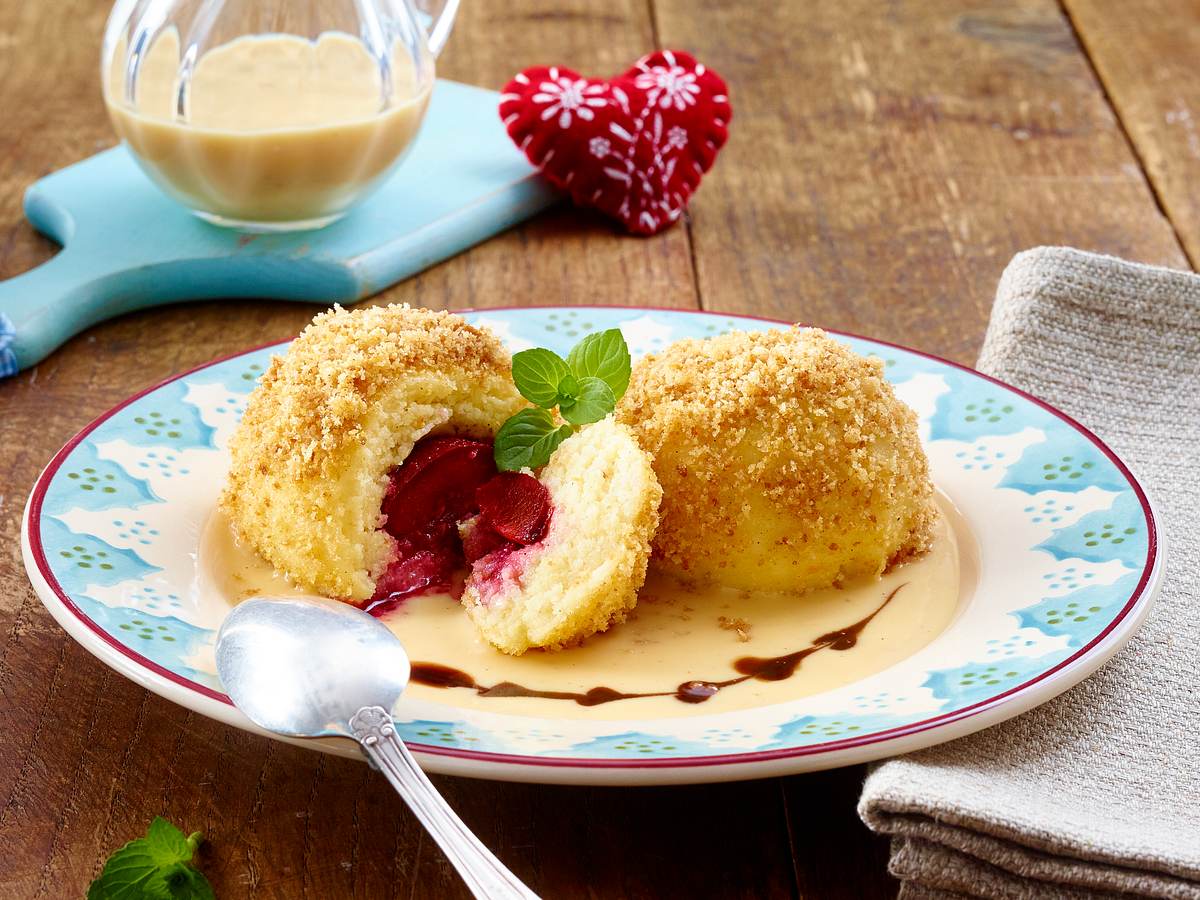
22, 307, 1162, 785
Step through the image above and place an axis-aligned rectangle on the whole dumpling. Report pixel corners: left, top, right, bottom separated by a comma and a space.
616, 327, 937, 593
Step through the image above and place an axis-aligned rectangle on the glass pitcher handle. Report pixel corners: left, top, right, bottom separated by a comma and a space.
411, 0, 460, 56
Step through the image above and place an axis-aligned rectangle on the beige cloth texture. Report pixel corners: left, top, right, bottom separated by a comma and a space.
858, 247, 1200, 899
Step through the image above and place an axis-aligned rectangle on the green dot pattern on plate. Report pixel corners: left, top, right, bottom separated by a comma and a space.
1039, 454, 1095, 482
410, 724, 480, 745
793, 720, 864, 738
962, 399, 1014, 425
611, 739, 680, 753
112, 612, 179, 644
957, 665, 1021, 687
132, 409, 185, 440
56, 547, 112, 572
702, 319, 741, 336
64, 467, 119, 494
1040, 598, 1106, 627
545, 308, 582, 339
1082, 524, 1137, 548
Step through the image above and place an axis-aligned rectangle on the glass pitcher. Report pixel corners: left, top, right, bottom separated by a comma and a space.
101, 0, 459, 231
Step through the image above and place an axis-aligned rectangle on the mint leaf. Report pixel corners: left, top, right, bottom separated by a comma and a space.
566, 329, 631, 401
500, 329, 631, 470
88, 818, 212, 900
559, 376, 615, 425
145, 817, 196, 866
511, 348, 571, 408
494, 409, 574, 471
149, 864, 215, 900
557, 371, 579, 403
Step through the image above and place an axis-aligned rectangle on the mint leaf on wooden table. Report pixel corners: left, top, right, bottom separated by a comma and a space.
88, 817, 214, 900
494, 408, 574, 471
566, 328, 631, 400
511, 347, 572, 408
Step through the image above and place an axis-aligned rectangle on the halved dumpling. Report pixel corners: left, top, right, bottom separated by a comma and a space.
461, 417, 662, 655
220, 304, 525, 601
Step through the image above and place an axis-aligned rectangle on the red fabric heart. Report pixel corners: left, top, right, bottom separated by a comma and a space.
499, 50, 732, 235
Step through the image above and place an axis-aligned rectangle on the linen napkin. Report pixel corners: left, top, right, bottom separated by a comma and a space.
858, 247, 1200, 899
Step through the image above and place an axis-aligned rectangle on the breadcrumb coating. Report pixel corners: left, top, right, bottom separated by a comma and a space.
616, 327, 936, 593
461, 417, 662, 655
220, 304, 526, 600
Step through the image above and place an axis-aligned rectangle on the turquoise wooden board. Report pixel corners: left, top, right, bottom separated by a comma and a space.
0, 79, 557, 377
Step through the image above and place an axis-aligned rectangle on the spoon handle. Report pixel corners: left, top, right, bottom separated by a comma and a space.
350, 706, 540, 900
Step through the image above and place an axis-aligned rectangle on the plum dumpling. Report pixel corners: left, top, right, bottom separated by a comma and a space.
616, 327, 936, 594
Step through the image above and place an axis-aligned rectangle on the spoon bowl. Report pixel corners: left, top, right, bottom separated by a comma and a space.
216, 596, 411, 738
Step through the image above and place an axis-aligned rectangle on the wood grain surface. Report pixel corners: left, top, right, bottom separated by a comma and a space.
0, 1, 1193, 898
652, 0, 1186, 360
1065, 0, 1200, 268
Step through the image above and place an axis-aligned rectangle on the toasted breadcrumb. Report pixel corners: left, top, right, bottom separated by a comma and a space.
718, 615, 752, 642
220, 304, 526, 600
616, 327, 936, 593
461, 417, 662, 655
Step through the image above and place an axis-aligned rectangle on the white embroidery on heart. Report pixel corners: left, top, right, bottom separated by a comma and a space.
532, 76, 608, 129
634, 62, 701, 111
596, 108, 690, 230
609, 122, 636, 144
505, 53, 725, 232
612, 85, 632, 117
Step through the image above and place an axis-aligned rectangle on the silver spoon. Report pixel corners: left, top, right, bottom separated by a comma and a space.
215, 596, 539, 900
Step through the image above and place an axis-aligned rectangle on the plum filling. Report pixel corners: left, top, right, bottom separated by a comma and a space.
476, 472, 552, 543
364, 436, 552, 614
464, 471, 553, 605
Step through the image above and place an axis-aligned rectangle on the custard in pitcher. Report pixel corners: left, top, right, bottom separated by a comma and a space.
101, 0, 455, 230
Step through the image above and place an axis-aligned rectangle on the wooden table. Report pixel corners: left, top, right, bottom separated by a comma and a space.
1, 1, 1194, 896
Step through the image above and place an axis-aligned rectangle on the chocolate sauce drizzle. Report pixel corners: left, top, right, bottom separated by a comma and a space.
410, 583, 907, 706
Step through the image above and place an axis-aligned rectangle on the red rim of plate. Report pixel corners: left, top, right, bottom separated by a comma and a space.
26, 305, 1159, 771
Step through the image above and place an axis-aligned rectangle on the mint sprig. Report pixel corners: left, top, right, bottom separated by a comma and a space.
511, 348, 571, 408
494, 409, 575, 471
559, 376, 615, 425
566, 329, 631, 399
88, 817, 213, 900
495, 328, 631, 471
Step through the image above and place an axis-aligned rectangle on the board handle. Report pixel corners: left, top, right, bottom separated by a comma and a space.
0, 249, 130, 377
